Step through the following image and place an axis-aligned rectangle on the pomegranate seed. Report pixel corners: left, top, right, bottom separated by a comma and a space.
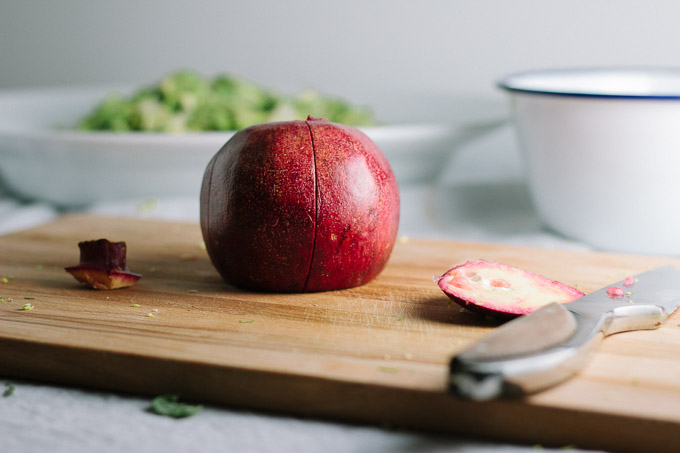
606, 286, 625, 298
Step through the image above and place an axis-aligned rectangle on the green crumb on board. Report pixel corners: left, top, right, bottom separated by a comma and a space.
150, 394, 203, 418
378, 366, 398, 374
21, 303, 34, 311
137, 198, 158, 214
239, 320, 255, 324
131, 303, 140, 308
1, 278, 8, 284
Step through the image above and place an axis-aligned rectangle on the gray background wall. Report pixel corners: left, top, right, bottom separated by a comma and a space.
2, 0, 679, 103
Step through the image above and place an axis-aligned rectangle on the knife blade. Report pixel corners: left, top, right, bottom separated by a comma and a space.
449, 265, 680, 400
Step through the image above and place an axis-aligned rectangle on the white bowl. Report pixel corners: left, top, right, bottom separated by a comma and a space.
0, 86, 495, 207
500, 68, 680, 255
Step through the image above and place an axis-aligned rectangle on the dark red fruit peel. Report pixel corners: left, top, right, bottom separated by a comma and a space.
200, 120, 316, 292
304, 118, 399, 291
437, 260, 585, 319
65, 239, 142, 290
200, 116, 399, 293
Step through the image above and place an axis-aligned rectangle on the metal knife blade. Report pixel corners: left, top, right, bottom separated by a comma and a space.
449, 265, 680, 401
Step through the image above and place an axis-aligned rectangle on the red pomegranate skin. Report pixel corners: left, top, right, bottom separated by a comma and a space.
200, 117, 399, 292
304, 119, 399, 291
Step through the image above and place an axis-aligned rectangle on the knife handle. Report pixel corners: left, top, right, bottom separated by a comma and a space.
449, 302, 667, 400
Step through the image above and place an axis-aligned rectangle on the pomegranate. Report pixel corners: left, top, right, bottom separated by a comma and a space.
200, 116, 399, 292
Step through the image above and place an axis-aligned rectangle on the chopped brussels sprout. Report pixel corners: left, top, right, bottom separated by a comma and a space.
78, 70, 376, 132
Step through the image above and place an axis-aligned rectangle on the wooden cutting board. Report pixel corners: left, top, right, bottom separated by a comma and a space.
2, 214, 680, 452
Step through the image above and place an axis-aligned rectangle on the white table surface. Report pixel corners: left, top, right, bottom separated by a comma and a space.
0, 125, 601, 453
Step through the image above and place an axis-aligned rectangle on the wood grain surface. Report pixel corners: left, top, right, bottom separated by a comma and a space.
2, 214, 680, 452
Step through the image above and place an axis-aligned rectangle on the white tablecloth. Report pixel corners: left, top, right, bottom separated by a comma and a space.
0, 125, 600, 453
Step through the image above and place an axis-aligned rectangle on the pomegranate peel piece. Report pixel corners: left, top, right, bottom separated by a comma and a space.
65, 239, 141, 290
437, 260, 584, 319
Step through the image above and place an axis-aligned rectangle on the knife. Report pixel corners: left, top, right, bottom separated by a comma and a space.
449, 265, 680, 400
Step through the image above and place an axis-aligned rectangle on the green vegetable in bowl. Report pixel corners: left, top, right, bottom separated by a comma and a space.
78, 70, 375, 132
